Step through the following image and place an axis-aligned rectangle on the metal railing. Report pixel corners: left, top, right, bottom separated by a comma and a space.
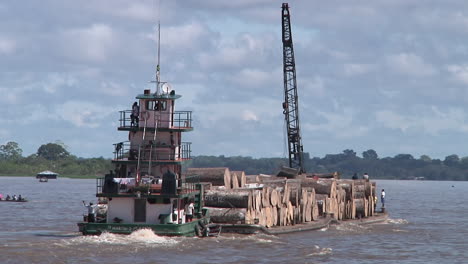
118, 110, 192, 129
96, 175, 200, 196
113, 141, 191, 161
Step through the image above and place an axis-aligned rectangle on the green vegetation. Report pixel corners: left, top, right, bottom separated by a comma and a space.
188, 149, 468, 181
0, 141, 112, 178
1, 142, 467, 180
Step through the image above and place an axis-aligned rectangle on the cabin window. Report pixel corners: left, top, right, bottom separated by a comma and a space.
146, 100, 167, 111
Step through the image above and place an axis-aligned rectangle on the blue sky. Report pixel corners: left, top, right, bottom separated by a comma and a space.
2, 0, 468, 160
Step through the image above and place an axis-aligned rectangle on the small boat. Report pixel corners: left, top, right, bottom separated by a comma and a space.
36, 170, 58, 180
39, 177, 48, 182
0, 199, 28, 203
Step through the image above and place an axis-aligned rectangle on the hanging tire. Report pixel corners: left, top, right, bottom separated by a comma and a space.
194, 224, 202, 237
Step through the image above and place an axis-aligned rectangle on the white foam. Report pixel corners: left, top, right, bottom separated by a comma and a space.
61, 229, 179, 247
335, 223, 368, 232
307, 245, 333, 256
387, 218, 409, 225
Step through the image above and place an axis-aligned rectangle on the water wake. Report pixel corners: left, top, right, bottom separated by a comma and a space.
306, 245, 333, 256
387, 218, 409, 225
334, 223, 369, 233
60, 229, 179, 247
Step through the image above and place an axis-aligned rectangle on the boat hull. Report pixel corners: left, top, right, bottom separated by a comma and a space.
77, 218, 207, 237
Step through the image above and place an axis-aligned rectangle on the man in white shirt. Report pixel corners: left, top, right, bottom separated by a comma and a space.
381, 189, 386, 208
83, 201, 97, 222
186, 201, 194, 222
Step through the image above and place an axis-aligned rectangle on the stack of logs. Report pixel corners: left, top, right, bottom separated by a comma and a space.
184, 168, 378, 227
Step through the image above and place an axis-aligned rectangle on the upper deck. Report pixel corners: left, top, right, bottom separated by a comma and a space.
118, 110, 193, 132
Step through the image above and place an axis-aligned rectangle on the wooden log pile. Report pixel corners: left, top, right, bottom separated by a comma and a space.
190, 168, 379, 227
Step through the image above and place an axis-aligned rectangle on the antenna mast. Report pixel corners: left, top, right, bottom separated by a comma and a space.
155, 0, 162, 95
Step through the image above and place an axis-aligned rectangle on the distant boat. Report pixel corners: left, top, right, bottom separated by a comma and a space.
0, 199, 27, 203
36, 170, 58, 180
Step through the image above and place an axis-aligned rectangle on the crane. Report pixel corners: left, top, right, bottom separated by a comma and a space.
281, 3, 305, 173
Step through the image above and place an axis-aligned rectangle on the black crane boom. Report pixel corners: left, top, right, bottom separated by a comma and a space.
281, 3, 305, 173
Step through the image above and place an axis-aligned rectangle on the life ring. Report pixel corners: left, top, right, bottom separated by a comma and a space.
140, 111, 150, 121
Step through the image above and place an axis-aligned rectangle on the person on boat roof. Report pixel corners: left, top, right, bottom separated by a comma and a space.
130, 102, 139, 127
363, 173, 369, 181
352, 173, 358, 180
13, 195, 17, 201
6, 195, 11, 201
18, 195, 23, 201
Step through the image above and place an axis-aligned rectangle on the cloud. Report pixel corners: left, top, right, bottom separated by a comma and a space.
0, 37, 16, 55
385, 53, 437, 77
242, 110, 259, 121
303, 108, 369, 138
99, 81, 130, 97
60, 24, 115, 63
343, 63, 374, 76
447, 64, 468, 85
375, 107, 468, 134
39, 73, 77, 94
228, 68, 274, 89
55, 101, 119, 128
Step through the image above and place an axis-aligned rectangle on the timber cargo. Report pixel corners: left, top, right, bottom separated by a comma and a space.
185, 167, 388, 234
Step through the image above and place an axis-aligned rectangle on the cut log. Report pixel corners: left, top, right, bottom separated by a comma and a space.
185, 167, 231, 189
245, 175, 259, 184
205, 207, 247, 224
231, 172, 239, 189
204, 189, 251, 208
231, 171, 246, 188
270, 188, 279, 207
277, 166, 300, 178
301, 179, 337, 198
355, 198, 365, 218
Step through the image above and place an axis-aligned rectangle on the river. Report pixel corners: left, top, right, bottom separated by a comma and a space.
0, 177, 466, 264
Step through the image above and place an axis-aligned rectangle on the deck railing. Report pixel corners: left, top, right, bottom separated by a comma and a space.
118, 110, 192, 129
96, 175, 200, 196
113, 141, 191, 161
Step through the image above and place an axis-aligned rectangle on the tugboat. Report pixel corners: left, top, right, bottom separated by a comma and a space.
77, 23, 214, 237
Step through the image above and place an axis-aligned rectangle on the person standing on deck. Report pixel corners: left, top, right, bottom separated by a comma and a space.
186, 201, 194, 222
130, 102, 139, 127
363, 173, 369, 181
381, 189, 386, 208
83, 201, 97, 222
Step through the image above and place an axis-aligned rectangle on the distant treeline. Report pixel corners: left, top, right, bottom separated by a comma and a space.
1, 142, 467, 180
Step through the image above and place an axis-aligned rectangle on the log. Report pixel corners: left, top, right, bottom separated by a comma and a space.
277, 166, 300, 178
305, 172, 340, 179
245, 175, 259, 184
185, 167, 231, 188
204, 189, 251, 208
355, 198, 365, 218
205, 207, 247, 224
337, 180, 354, 201
231, 171, 246, 188
301, 179, 337, 198
231, 172, 239, 189
270, 188, 279, 207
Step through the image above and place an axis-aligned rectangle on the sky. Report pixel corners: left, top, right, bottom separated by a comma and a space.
2, 0, 468, 160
